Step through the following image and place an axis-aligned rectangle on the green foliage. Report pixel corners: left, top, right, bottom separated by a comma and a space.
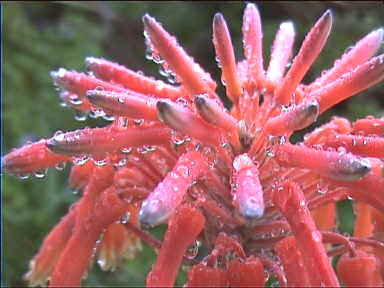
2, 2, 383, 287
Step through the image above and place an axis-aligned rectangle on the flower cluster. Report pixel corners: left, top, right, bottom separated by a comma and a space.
3, 3, 384, 287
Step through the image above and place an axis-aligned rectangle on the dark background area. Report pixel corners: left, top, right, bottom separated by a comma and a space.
2, 1, 384, 287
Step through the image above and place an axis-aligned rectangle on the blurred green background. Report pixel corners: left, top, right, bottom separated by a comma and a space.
2, 1, 384, 287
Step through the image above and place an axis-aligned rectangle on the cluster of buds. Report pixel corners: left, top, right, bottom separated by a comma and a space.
3, 3, 384, 287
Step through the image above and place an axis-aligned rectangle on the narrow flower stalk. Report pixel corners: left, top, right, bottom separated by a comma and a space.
273, 182, 340, 287
24, 210, 76, 287
311, 202, 336, 231
146, 204, 205, 287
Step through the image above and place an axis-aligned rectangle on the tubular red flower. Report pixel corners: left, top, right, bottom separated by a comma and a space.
4, 4, 384, 287
146, 204, 205, 287
273, 182, 340, 287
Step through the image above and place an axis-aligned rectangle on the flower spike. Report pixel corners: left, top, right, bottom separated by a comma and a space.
85, 57, 185, 101
311, 54, 384, 113
267, 21, 295, 84
242, 3, 264, 84
139, 151, 207, 227
213, 13, 243, 104
143, 14, 217, 97
86, 89, 158, 120
146, 204, 205, 287
310, 27, 383, 89
275, 143, 371, 181
4, 5, 384, 287
46, 125, 171, 157
275, 10, 333, 105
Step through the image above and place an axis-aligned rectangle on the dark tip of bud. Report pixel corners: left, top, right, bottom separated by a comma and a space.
46, 138, 57, 152
335, 157, 372, 181
194, 95, 206, 110
139, 199, 168, 228
156, 100, 171, 123
142, 14, 155, 28
86, 91, 98, 103
320, 9, 333, 28
213, 13, 224, 26
240, 198, 265, 220
307, 101, 320, 115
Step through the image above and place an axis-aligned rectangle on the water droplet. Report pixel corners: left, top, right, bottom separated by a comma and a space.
134, 119, 144, 126
93, 158, 108, 167
120, 212, 131, 224
102, 114, 115, 121
18, 174, 30, 180
185, 240, 200, 260
34, 169, 47, 179
74, 111, 88, 121
121, 147, 132, 154
55, 162, 66, 171
69, 97, 83, 106
73, 155, 90, 166
265, 148, 275, 158
114, 158, 127, 168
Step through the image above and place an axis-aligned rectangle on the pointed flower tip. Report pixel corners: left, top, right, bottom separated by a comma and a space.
280, 21, 295, 35
85, 89, 99, 103
321, 9, 333, 29
156, 100, 171, 123
142, 14, 155, 29
323, 9, 332, 21
373, 27, 384, 43
213, 12, 224, 25
245, 2, 259, 13
194, 95, 206, 110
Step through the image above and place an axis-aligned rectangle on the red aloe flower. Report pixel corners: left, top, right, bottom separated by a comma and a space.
3, 3, 384, 287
